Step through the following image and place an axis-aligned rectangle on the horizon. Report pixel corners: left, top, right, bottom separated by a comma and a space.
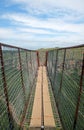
0, 42, 84, 51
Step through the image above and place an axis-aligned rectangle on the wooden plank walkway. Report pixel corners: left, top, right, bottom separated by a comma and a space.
30, 66, 42, 127
43, 67, 55, 127
29, 66, 55, 129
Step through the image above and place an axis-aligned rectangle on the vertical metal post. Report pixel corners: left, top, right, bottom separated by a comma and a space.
73, 53, 84, 130
0, 44, 14, 130
45, 51, 48, 66
37, 51, 39, 67
18, 49, 26, 100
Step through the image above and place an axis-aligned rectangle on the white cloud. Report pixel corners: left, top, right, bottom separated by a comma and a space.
12, 0, 84, 13
2, 13, 84, 34
0, 27, 83, 42
0, 28, 14, 39
0, 28, 84, 49
18, 28, 54, 34
0, 28, 34, 40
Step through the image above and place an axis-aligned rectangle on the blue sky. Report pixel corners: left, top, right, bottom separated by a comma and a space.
0, 0, 84, 49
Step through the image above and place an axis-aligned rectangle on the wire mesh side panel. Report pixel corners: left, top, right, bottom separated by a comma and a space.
0, 44, 38, 129
26, 51, 33, 89
27, 51, 38, 87
0, 48, 10, 130
58, 48, 83, 130
24, 51, 38, 124
53, 49, 65, 100
38, 51, 46, 66
47, 51, 53, 80
47, 46, 84, 130
51, 50, 58, 86
2, 46, 25, 129
20, 49, 30, 102
76, 75, 84, 130
20, 50, 37, 102
75, 47, 84, 130
31, 51, 38, 82
47, 50, 58, 89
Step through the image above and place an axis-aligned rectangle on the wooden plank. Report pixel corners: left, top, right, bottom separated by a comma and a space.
30, 67, 42, 127
30, 66, 55, 129
43, 66, 55, 127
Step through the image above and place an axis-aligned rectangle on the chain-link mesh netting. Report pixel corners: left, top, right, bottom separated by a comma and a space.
0, 59, 10, 129
38, 51, 46, 66
0, 43, 38, 130
47, 45, 84, 130
0, 43, 84, 130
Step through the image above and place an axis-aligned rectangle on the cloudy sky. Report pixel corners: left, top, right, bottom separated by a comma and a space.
0, 0, 84, 49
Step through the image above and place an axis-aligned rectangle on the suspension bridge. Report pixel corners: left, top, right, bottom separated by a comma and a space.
0, 43, 84, 130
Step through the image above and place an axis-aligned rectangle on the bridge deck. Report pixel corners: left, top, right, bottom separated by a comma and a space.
29, 66, 55, 129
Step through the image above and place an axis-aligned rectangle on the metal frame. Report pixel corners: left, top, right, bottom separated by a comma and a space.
0, 44, 14, 130
73, 53, 84, 130
0, 42, 38, 129
47, 44, 84, 130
